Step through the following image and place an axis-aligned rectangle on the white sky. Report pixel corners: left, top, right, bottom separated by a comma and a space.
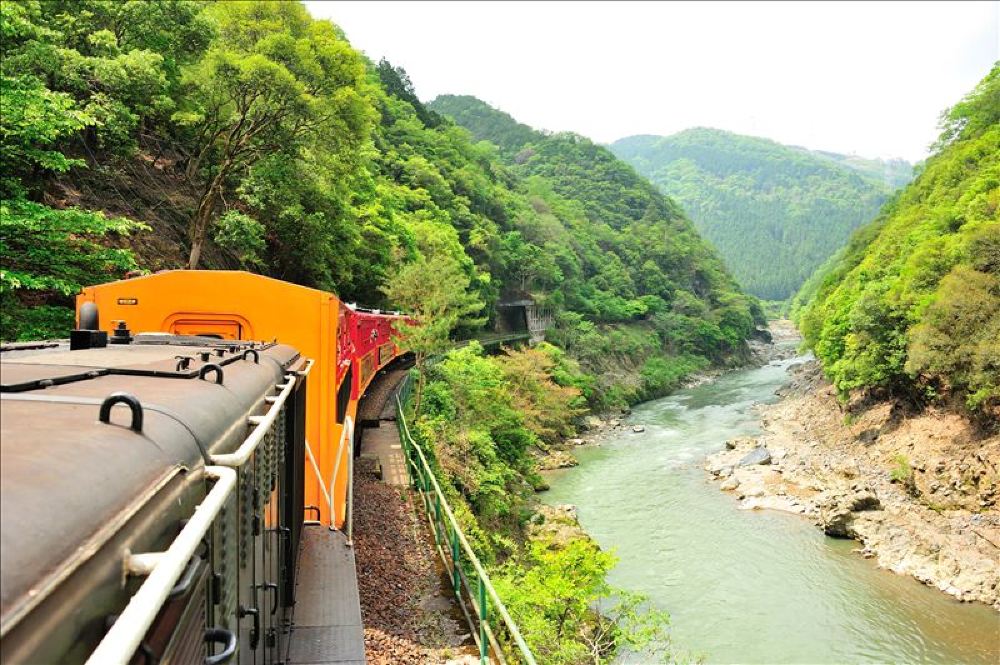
305, 1, 999, 162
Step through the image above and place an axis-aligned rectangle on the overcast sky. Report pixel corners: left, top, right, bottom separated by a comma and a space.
305, 1, 999, 162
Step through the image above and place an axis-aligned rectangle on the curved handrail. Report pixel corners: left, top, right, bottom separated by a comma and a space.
85, 466, 237, 665
395, 378, 537, 665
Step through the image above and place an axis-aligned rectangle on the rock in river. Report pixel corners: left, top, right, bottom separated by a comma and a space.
632, 425, 645, 433
738, 446, 772, 466
819, 491, 882, 538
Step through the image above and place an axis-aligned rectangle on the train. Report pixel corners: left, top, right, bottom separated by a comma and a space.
0, 270, 411, 664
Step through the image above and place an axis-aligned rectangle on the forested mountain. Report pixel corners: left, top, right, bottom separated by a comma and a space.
609, 129, 910, 301
1, 1, 759, 407
429, 93, 540, 155
795, 64, 999, 417
809, 150, 913, 190
428, 95, 763, 402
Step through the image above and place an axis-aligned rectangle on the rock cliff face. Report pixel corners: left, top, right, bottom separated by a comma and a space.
705, 361, 1000, 610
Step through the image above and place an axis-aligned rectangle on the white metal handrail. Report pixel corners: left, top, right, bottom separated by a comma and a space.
304, 438, 332, 512
211, 372, 297, 467
84, 466, 237, 665
86, 357, 312, 664
327, 416, 355, 535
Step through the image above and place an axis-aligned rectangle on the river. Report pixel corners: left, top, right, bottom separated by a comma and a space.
543, 355, 1000, 664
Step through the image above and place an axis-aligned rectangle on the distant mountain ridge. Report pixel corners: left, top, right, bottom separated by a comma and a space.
801, 148, 912, 190
610, 128, 911, 301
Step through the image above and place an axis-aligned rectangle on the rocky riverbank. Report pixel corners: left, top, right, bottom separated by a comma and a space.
705, 360, 1000, 610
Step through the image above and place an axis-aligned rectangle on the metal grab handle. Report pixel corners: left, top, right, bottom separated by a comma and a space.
258, 582, 278, 615
167, 555, 201, 599
243, 349, 259, 364
239, 605, 259, 650
204, 628, 237, 665
98, 392, 143, 432
199, 364, 224, 385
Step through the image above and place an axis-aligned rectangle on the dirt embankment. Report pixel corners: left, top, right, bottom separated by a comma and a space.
706, 360, 1000, 610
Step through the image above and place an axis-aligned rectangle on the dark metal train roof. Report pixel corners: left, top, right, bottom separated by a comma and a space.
0, 338, 301, 635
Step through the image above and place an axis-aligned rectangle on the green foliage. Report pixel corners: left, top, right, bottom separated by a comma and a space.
796, 64, 1000, 414
0, 198, 146, 340
0, 297, 75, 343
430, 94, 540, 155
212, 210, 265, 268
381, 242, 485, 415
429, 96, 762, 404
907, 265, 1000, 410
890, 454, 913, 484
0, 0, 200, 339
418, 343, 549, 535
611, 129, 910, 301
174, 0, 375, 267
0, 74, 91, 191
498, 343, 585, 446
890, 454, 918, 495
493, 539, 670, 664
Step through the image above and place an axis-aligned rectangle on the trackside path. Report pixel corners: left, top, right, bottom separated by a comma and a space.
353, 370, 477, 664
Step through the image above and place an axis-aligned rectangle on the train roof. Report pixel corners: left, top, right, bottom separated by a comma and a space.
0, 336, 301, 635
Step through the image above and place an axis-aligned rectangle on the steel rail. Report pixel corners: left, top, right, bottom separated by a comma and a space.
395, 379, 537, 665
84, 465, 237, 665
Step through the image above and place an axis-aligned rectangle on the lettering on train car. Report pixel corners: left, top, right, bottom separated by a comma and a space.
379, 342, 394, 366
360, 353, 375, 387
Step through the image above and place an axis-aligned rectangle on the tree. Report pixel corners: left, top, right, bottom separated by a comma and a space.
493, 539, 671, 664
173, 1, 372, 267
380, 250, 484, 416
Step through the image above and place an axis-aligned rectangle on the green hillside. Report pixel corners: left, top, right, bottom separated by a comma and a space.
795, 64, 999, 416
428, 95, 763, 401
1, 1, 759, 407
609, 129, 909, 301
429, 93, 540, 155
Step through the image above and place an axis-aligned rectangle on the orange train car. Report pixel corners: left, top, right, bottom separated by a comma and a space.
76, 270, 409, 528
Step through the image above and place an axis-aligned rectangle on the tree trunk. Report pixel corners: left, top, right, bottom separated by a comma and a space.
412, 353, 426, 418
187, 174, 225, 269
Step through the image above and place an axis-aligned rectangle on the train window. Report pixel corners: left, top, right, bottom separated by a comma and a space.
336, 365, 352, 424
171, 319, 242, 340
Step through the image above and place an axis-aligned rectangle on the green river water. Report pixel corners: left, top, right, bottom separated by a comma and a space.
543, 355, 1000, 664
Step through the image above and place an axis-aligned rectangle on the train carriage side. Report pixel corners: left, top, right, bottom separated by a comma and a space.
0, 338, 309, 664
77, 270, 408, 530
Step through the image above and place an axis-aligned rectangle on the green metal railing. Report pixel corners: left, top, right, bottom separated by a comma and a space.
395, 376, 537, 665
